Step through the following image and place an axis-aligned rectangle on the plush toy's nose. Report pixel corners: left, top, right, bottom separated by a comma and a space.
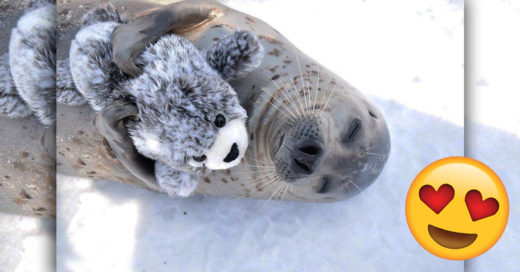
223, 143, 239, 163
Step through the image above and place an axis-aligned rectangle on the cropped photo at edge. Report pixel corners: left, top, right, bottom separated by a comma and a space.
56, 0, 463, 271
0, 0, 57, 271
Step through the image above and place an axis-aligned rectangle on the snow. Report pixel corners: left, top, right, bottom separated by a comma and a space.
0, 213, 55, 272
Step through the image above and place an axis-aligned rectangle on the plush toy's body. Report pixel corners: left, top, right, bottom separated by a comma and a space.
0, 1, 56, 126
65, 4, 264, 197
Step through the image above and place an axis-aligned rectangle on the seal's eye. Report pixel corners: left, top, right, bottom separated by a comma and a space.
214, 114, 226, 128
343, 119, 361, 144
193, 155, 207, 162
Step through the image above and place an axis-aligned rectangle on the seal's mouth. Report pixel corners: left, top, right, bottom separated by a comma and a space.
428, 224, 477, 249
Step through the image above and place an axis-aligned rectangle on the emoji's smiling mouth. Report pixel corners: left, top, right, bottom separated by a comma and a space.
428, 225, 477, 249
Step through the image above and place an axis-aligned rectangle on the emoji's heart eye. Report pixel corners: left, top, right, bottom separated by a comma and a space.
419, 184, 455, 214
465, 190, 499, 221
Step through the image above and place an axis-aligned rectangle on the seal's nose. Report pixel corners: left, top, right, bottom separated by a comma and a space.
223, 143, 239, 163
290, 139, 323, 175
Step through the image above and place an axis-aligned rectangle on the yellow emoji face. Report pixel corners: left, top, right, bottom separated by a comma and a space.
405, 157, 509, 260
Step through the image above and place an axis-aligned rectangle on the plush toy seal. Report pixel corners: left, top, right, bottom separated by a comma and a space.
65, 4, 264, 197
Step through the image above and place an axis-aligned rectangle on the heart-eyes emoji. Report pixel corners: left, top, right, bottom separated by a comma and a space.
406, 157, 509, 260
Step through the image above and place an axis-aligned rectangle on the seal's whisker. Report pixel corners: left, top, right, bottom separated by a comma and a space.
244, 162, 275, 170
260, 84, 299, 120
312, 66, 321, 116
262, 73, 301, 119
237, 175, 280, 200
261, 89, 296, 122
260, 90, 295, 122
290, 78, 306, 118
247, 177, 280, 192
292, 47, 310, 117
236, 168, 277, 175
365, 152, 388, 158
349, 179, 363, 192
305, 82, 311, 108
243, 172, 278, 185
279, 82, 304, 119
261, 87, 299, 121
242, 164, 275, 169
243, 162, 275, 168
246, 158, 275, 166
319, 83, 337, 118
260, 177, 285, 210
237, 176, 279, 195
279, 182, 289, 203
246, 171, 278, 180
282, 143, 295, 153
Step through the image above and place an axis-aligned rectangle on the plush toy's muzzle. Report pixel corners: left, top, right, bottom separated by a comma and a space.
189, 118, 248, 170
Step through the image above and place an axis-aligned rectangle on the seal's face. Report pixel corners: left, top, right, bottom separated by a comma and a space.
265, 85, 390, 199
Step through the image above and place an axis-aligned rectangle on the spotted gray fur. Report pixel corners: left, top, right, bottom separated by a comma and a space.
8, 3, 56, 125
0, 53, 34, 119
56, 58, 86, 106
205, 30, 264, 81
67, 4, 264, 197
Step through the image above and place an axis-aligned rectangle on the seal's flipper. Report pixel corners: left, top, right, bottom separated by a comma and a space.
94, 100, 160, 191
112, 0, 223, 76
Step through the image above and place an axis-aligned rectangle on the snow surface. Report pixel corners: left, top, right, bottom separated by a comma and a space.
0, 213, 55, 272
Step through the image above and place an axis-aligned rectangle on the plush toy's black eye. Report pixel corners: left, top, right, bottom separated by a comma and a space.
214, 114, 226, 128
193, 155, 207, 162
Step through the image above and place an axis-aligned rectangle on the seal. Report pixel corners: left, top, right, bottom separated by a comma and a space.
57, 0, 390, 202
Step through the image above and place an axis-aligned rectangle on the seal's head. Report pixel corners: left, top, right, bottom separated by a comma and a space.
253, 74, 390, 200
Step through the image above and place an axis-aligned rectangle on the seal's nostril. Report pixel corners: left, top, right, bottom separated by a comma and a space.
298, 145, 321, 155
293, 159, 312, 174
223, 143, 239, 163
297, 139, 323, 156
290, 139, 322, 175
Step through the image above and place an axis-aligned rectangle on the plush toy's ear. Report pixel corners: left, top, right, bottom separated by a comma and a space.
205, 30, 264, 81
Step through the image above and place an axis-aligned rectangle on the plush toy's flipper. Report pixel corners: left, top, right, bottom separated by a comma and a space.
94, 100, 161, 192
69, 21, 127, 111
112, 0, 222, 76
205, 30, 264, 81
155, 161, 198, 197
0, 53, 33, 119
57, 58, 86, 106
9, 3, 56, 125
